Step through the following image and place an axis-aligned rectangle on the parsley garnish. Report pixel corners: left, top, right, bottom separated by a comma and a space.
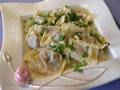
82, 52, 88, 58
90, 32, 102, 43
67, 11, 79, 21
28, 17, 36, 27
40, 12, 49, 17
59, 35, 65, 41
66, 43, 76, 51
49, 43, 65, 55
73, 61, 87, 73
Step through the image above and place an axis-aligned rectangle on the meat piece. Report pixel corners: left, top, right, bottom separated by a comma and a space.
27, 31, 38, 49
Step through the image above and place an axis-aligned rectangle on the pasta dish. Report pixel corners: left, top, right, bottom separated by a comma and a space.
14, 5, 109, 85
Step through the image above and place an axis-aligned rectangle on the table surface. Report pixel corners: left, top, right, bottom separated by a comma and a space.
0, 0, 120, 90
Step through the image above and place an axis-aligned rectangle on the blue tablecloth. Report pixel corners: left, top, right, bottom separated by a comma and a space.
0, 0, 120, 90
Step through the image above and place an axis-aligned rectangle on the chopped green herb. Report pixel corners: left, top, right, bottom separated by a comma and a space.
82, 52, 88, 58
59, 35, 65, 41
78, 19, 88, 27
26, 17, 36, 27
49, 43, 65, 55
90, 32, 100, 38
67, 11, 79, 21
41, 18, 48, 25
74, 68, 83, 73
90, 32, 102, 43
73, 61, 87, 72
31, 21, 35, 25
40, 12, 49, 17
66, 43, 76, 51
65, 5, 69, 8
40, 31, 44, 36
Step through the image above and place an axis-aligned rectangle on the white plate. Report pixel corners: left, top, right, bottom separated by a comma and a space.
0, 0, 120, 90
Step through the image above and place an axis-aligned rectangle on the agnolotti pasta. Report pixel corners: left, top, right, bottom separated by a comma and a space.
21, 5, 109, 79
